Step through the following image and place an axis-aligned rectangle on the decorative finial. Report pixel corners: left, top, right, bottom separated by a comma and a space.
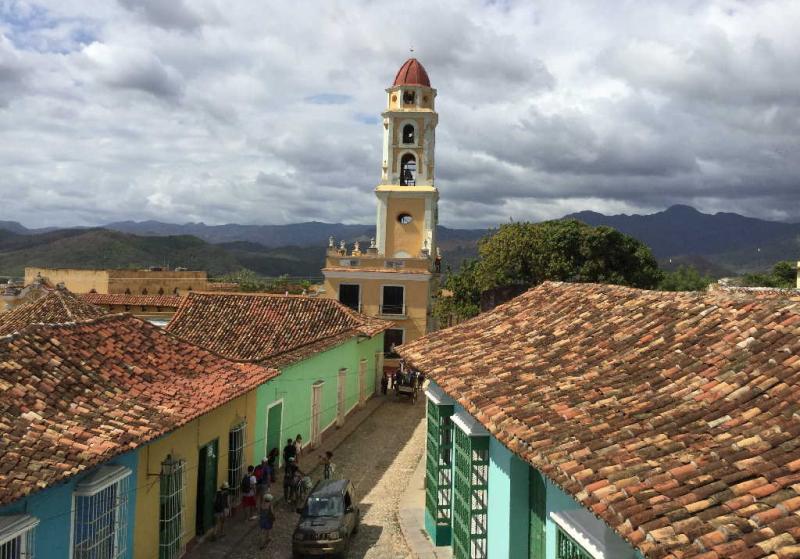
339, 240, 345, 251
370, 237, 376, 249
328, 235, 334, 248
354, 241, 360, 253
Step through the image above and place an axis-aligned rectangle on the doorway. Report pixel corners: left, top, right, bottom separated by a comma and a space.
265, 400, 283, 466
195, 439, 218, 536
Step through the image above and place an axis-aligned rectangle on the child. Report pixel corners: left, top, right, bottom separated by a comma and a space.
259, 494, 275, 549
321, 451, 335, 480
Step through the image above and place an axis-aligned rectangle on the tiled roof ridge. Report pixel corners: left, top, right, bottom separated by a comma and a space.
0, 311, 134, 342
399, 281, 800, 558
0, 313, 279, 506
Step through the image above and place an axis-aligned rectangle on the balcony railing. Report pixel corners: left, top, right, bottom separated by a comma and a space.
380, 304, 406, 316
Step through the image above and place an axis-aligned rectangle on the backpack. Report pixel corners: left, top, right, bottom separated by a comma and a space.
241, 474, 251, 495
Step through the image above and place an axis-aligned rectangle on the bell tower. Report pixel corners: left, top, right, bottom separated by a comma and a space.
376, 58, 439, 260
322, 58, 441, 365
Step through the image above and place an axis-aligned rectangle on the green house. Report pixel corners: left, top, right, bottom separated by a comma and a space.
167, 292, 389, 465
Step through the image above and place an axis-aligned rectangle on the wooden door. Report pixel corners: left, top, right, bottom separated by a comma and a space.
195, 439, 218, 536
265, 401, 283, 465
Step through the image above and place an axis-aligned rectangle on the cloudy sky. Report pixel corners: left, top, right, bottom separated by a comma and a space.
1, 0, 799, 229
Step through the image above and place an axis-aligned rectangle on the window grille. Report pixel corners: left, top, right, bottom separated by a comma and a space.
72, 466, 131, 559
227, 423, 247, 506
556, 527, 593, 559
159, 457, 186, 559
425, 399, 454, 529
0, 515, 38, 559
452, 427, 488, 559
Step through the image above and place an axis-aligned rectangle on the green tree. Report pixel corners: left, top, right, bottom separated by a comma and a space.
658, 266, 713, 291
474, 219, 662, 291
433, 219, 663, 322
739, 260, 797, 288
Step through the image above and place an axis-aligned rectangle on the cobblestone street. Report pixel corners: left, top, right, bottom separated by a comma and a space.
225, 397, 425, 558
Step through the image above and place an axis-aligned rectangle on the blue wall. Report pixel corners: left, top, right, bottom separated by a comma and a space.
487, 438, 529, 559
0, 450, 139, 559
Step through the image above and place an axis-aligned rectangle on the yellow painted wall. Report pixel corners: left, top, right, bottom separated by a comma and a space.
133, 391, 259, 559
24, 268, 207, 295
322, 275, 435, 343
25, 268, 110, 293
385, 197, 426, 258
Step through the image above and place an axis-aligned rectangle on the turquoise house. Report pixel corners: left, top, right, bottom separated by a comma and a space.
0, 451, 139, 559
423, 383, 641, 559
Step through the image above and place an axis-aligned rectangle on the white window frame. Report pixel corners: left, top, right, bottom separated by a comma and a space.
0, 515, 38, 559
70, 465, 131, 559
159, 457, 187, 559
380, 284, 406, 317
337, 283, 362, 312
227, 422, 247, 506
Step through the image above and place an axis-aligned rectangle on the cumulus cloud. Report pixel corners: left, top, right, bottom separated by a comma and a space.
0, 0, 799, 229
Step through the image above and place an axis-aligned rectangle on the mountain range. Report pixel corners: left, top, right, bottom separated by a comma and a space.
1, 205, 798, 279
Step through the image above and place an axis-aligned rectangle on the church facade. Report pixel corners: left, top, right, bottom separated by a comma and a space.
322, 58, 441, 363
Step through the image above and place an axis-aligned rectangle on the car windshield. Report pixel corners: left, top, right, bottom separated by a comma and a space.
304, 495, 344, 517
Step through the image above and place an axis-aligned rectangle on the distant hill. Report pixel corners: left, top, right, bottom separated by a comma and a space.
567, 205, 800, 273
2, 206, 797, 277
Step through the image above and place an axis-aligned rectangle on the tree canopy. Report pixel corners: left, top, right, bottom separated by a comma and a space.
738, 260, 797, 289
435, 219, 663, 323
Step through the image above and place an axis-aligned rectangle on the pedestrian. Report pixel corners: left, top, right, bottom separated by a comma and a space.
380, 373, 388, 395
320, 451, 335, 480
241, 465, 258, 520
259, 493, 275, 549
283, 438, 296, 466
417, 370, 426, 389
294, 433, 303, 458
255, 457, 270, 507
283, 456, 302, 504
212, 482, 229, 539
267, 447, 279, 482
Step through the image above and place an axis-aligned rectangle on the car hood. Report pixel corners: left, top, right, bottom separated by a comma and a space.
297, 516, 342, 533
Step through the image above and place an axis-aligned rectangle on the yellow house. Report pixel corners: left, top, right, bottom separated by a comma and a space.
322, 58, 441, 365
24, 267, 208, 295
134, 392, 263, 559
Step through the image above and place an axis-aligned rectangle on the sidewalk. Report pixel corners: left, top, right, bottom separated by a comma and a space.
398, 453, 452, 559
186, 395, 386, 559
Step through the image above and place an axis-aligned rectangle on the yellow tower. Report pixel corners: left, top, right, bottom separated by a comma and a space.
322, 58, 440, 366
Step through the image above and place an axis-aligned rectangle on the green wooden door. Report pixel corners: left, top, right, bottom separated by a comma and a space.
196, 439, 218, 535
529, 467, 546, 559
266, 402, 283, 464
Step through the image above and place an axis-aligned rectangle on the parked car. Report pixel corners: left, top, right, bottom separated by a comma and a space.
292, 478, 360, 558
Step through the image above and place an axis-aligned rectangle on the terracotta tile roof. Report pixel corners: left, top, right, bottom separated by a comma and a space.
399, 282, 800, 559
0, 314, 277, 507
80, 293, 182, 308
0, 289, 106, 336
166, 293, 390, 365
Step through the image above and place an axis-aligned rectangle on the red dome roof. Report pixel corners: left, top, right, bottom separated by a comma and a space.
393, 58, 431, 87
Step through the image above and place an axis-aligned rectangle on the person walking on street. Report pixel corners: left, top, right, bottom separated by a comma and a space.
380, 373, 388, 395
259, 493, 275, 549
267, 447, 279, 482
255, 457, 269, 508
320, 451, 335, 480
283, 456, 298, 503
283, 438, 296, 466
212, 482, 229, 539
294, 434, 303, 458
241, 465, 257, 520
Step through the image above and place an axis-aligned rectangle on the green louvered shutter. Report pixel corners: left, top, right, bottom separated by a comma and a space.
529, 467, 546, 559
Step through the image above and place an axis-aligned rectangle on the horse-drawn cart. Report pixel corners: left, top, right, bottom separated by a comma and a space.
394, 371, 419, 404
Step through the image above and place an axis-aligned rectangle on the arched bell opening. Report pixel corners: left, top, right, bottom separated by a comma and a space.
400, 154, 416, 186
402, 124, 415, 145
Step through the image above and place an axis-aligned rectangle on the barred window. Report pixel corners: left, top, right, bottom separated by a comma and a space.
72, 465, 131, 559
159, 456, 186, 559
0, 515, 38, 559
227, 423, 247, 506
